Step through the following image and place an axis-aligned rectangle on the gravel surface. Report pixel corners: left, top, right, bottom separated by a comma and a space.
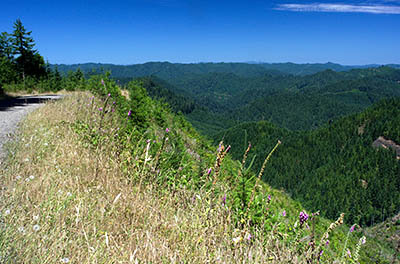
0, 95, 63, 163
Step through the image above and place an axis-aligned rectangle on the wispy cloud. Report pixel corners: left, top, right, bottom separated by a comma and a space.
276, 3, 400, 14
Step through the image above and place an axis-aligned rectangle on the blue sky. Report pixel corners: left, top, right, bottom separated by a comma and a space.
1, 0, 399, 65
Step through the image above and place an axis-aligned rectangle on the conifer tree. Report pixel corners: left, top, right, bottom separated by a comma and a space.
11, 19, 46, 81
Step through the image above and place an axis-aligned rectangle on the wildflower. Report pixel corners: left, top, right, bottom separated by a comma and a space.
112, 108, 115, 112
326, 240, 330, 246
347, 249, 351, 258
319, 250, 324, 257
222, 194, 226, 206
29, 175, 35, 180
98, 107, 103, 111
232, 236, 242, 244
24, 158, 30, 162
67, 192, 72, 197
107, 93, 111, 97
207, 168, 212, 175
18, 226, 25, 233
282, 210, 286, 217
16, 175, 21, 180
299, 211, 309, 226
33, 224, 40, 231
4, 209, 10, 216
101, 79, 105, 85
226, 145, 231, 152
146, 139, 151, 143
350, 224, 356, 233
61, 257, 70, 263
246, 233, 252, 241
25, 177, 30, 182
112, 101, 115, 105
267, 195, 271, 201
128, 110, 131, 116
165, 128, 170, 133
361, 236, 366, 244
33, 215, 39, 221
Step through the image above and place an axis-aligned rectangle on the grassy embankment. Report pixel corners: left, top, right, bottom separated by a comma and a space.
0, 90, 375, 263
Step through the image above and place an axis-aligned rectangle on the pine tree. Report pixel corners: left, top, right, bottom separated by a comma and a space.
0, 32, 15, 60
11, 19, 46, 81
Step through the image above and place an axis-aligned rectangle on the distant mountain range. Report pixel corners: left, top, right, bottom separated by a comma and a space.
52, 61, 400, 77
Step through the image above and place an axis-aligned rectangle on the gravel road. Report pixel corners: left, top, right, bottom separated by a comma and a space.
0, 95, 63, 163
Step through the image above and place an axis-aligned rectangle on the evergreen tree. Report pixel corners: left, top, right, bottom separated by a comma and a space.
11, 19, 46, 80
0, 32, 14, 60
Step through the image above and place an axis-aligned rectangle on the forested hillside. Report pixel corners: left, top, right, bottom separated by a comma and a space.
217, 98, 400, 226
53, 62, 400, 135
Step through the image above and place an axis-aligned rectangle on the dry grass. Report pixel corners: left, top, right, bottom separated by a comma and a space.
0, 92, 304, 263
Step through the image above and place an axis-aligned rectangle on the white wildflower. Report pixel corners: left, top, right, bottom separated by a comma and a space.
33, 215, 39, 221
67, 192, 72, 197
24, 158, 30, 162
16, 175, 21, 180
29, 175, 35, 180
18, 226, 25, 233
4, 209, 10, 216
60, 257, 70, 263
33, 224, 40, 232
232, 236, 242, 244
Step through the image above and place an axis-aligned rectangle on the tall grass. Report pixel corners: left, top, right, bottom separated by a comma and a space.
0, 90, 371, 263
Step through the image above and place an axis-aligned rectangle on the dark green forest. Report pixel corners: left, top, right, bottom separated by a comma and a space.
217, 98, 400, 226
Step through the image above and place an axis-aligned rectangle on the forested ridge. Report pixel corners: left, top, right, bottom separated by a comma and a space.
217, 98, 400, 226
53, 62, 400, 134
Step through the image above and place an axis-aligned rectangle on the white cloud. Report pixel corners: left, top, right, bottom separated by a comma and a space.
276, 3, 400, 14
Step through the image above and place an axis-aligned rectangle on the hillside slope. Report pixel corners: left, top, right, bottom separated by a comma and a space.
218, 98, 400, 228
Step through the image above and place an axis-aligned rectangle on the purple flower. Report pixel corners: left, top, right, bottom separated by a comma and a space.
98, 107, 103, 111
347, 249, 351, 258
267, 195, 271, 201
350, 224, 356, 233
226, 145, 231, 152
207, 167, 212, 175
165, 128, 170, 133
325, 240, 330, 246
246, 233, 252, 241
107, 93, 111, 97
299, 211, 309, 226
112, 108, 115, 112
319, 250, 324, 257
113, 101, 116, 105
146, 139, 151, 143
282, 210, 286, 217
128, 110, 131, 116
222, 194, 226, 206
101, 79, 105, 85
